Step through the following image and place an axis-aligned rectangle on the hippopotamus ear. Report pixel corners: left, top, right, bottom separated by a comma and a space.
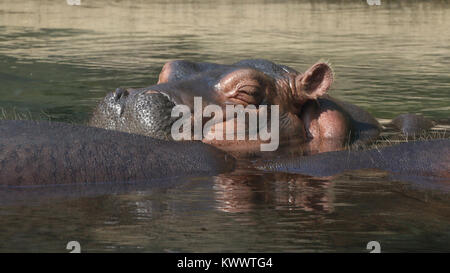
295, 62, 333, 101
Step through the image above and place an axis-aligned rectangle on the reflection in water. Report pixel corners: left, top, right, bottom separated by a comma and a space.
1, 170, 449, 252
214, 172, 335, 213
0, 0, 449, 252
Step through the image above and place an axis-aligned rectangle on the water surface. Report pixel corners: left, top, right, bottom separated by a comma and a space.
0, 0, 449, 252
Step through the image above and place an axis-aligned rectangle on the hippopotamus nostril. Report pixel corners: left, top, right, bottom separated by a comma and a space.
114, 88, 130, 101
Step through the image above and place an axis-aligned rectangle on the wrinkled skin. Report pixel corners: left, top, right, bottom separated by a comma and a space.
90, 59, 381, 156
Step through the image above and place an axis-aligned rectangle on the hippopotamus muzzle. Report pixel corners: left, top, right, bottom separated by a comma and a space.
89, 86, 178, 140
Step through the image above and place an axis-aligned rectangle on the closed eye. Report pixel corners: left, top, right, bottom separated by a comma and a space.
238, 85, 260, 95
219, 69, 269, 105
226, 85, 262, 105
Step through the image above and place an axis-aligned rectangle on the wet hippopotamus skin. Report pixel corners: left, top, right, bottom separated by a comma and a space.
388, 113, 436, 136
0, 120, 234, 187
0, 120, 447, 187
89, 59, 381, 156
256, 139, 450, 181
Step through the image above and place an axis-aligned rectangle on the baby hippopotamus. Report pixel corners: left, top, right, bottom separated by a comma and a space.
90, 59, 381, 156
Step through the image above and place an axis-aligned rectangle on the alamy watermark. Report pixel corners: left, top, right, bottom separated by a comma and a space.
367, 0, 381, 6
66, 0, 81, 6
170, 97, 280, 152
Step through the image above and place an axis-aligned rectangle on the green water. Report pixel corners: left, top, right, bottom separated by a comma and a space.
0, 0, 449, 252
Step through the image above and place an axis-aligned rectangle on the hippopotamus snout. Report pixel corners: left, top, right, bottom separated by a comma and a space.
89, 87, 177, 140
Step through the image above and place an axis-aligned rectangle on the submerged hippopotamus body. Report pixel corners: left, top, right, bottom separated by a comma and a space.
388, 113, 436, 136
90, 59, 381, 156
0, 120, 448, 187
256, 139, 450, 180
0, 120, 235, 187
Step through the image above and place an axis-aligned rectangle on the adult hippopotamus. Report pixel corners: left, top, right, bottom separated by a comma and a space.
89, 59, 381, 156
0, 120, 234, 187
0, 120, 447, 187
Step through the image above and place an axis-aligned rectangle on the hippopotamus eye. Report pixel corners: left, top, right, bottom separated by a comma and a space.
235, 84, 264, 105
238, 85, 260, 95
219, 69, 268, 105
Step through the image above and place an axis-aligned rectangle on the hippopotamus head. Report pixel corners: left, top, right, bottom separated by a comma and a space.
89, 59, 336, 156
